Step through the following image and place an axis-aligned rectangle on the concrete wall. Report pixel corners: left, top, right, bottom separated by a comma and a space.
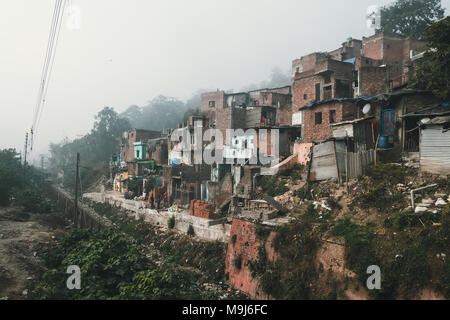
84, 192, 231, 242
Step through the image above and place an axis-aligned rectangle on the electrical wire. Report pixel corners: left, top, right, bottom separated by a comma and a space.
30, 0, 66, 151
35, 0, 67, 140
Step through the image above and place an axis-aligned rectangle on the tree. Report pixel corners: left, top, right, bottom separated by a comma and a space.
119, 105, 142, 126
239, 67, 290, 92
47, 107, 130, 190
0, 149, 22, 205
377, 0, 445, 39
92, 107, 131, 161
409, 16, 450, 100
137, 96, 187, 131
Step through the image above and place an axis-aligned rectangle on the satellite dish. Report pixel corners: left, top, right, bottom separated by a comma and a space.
362, 103, 371, 114
123, 131, 129, 139
366, 5, 381, 30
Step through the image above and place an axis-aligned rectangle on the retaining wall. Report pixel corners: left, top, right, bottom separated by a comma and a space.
83, 192, 231, 242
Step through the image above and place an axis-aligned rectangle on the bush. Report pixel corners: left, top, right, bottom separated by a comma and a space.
187, 224, 195, 236
366, 163, 411, 185
119, 264, 201, 300
234, 254, 242, 270
168, 216, 175, 229
255, 224, 271, 239
259, 176, 288, 197
231, 234, 237, 245
248, 243, 268, 277
353, 185, 404, 212
14, 188, 52, 213
0, 149, 23, 206
33, 229, 149, 300
333, 218, 375, 247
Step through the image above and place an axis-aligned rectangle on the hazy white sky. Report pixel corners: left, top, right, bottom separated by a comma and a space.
0, 0, 449, 160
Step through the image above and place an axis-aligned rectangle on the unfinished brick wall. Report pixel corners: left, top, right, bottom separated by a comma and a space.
359, 66, 388, 96
328, 39, 363, 61
361, 33, 426, 89
201, 91, 225, 127
224, 219, 277, 299
190, 200, 217, 220
293, 74, 322, 109
301, 101, 357, 142
276, 103, 293, 126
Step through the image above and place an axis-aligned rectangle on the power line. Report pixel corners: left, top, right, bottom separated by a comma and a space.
30, 0, 67, 151
35, 0, 67, 139
32, 0, 61, 129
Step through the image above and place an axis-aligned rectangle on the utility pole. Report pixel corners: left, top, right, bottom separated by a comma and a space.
23, 132, 28, 186
74, 152, 80, 227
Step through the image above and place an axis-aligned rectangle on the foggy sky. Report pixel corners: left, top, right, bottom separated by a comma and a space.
1, 0, 449, 162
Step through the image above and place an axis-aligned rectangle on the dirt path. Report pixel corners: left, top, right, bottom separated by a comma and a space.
0, 206, 68, 300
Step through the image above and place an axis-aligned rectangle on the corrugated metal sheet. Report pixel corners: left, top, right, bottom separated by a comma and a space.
310, 140, 375, 181
420, 126, 450, 174
310, 141, 338, 181
332, 123, 353, 138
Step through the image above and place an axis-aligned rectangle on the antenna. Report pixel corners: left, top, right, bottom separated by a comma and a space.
366, 5, 381, 30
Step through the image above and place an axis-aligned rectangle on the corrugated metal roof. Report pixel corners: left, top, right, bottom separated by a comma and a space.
299, 89, 431, 110
299, 95, 375, 110
420, 126, 450, 174
424, 115, 450, 125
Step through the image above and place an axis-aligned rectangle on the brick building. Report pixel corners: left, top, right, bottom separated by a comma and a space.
120, 129, 162, 176
200, 86, 293, 143
292, 33, 426, 143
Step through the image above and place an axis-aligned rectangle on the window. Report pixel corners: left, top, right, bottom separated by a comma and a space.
324, 74, 331, 84
136, 150, 140, 158
303, 94, 307, 100
329, 110, 336, 124
315, 83, 321, 101
209, 101, 215, 108
323, 86, 332, 100
315, 112, 322, 125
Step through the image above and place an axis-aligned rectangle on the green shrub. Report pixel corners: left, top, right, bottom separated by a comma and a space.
353, 185, 404, 212
14, 188, 52, 213
293, 185, 312, 200
259, 176, 288, 197
168, 216, 175, 229
187, 224, 195, 236
366, 163, 411, 185
231, 234, 237, 245
248, 243, 268, 277
119, 264, 201, 300
333, 218, 375, 247
33, 229, 149, 300
234, 254, 242, 270
255, 224, 271, 239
